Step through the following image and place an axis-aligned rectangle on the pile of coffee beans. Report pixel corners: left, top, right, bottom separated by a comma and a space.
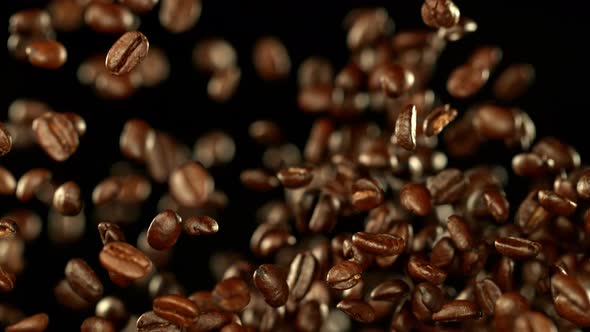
1, 0, 588, 331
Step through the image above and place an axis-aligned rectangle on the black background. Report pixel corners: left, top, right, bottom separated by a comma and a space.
1, 0, 590, 330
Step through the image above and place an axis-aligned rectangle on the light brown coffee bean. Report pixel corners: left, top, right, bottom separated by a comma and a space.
105, 31, 149, 75
32, 112, 79, 161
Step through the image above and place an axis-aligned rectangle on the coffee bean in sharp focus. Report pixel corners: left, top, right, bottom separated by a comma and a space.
159, 0, 202, 33
153, 294, 199, 327
392, 104, 417, 151
326, 260, 363, 290
80, 316, 115, 332
52, 181, 82, 216
182, 215, 219, 236
253, 37, 291, 81
494, 236, 541, 259
99, 241, 153, 280
336, 299, 376, 323
5, 313, 49, 332
253, 264, 289, 307
32, 112, 79, 161
537, 189, 577, 217
65, 258, 104, 303
400, 183, 433, 216
421, 0, 461, 28
169, 161, 214, 207
352, 232, 405, 256
106, 31, 150, 75
147, 210, 182, 250
407, 256, 447, 285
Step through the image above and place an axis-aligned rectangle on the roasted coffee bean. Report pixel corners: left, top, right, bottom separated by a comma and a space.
15, 168, 52, 202
99, 241, 153, 280
408, 256, 447, 285
400, 183, 432, 216
345, 8, 391, 50
106, 31, 149, 75
0, 219, 18, 239
32, 112, 79, 161
352, 232, 405, 256
120, 0, 159, 13
192, 38, 237, 73
326, 260, 363, 290
351, 178, 383, 211
159, 0, 201, 33
188, 311, 236, 331
0, 123, 13, 157
532, 137, 574, 171
137, 46, 170, 86
0, 266, 16, 292
494, 237, 541, 259
553, 294, 590, 327
421, 0, 461, 28
137, 311, 180, 332
95, 71, 140, 99
253, 37, 291, 81
80, 316, 115, 332
493, 257, 516, 291
369, 279, 409, 302
294, 300, 323, 332
63, 112, 86, 137
422, 104, 458, 137
97, 222, 126, 245
447, 64, 489, 98
5, 313, 49, 332
304, 118, 333, 163
513, 311, 558, 332
468, 46, 503, 70
169, 161, 214, 207
472, 104, 515, 140
119, 119, 152, 161
65, 258, 103, 303
515, 190, 551, 234
286, 252, 317, 301
84, 2, 137, 34
25, 39, 67, 69
207, 66, 241, 102
576, 170, 590, 199
494, 63, 535, 101
147, 210, 182, 250
48, 0, 84, 31
537, 190, 577, 217
392, 105, 417, 151
54, 278, 91, 311
551, 273, 590, 311
277, 167, 313, 189
182, 215, 219, 236
426, 168, 464, 204
298, 56, 333, 88
240, 169, 279, 192
432, 300, 480, 322
446, 215, 473, 251
52, 181, 82, 216
369, 64, 415, 98
212, 277, 251, 312
474, 278, 502, 316
92, 178, 121, 205
430, 237, 455, 268
8, 99, 51, 124
96, 297, 129, 329
411, 282, 444, 322
336, 299, 375, 323
494, 292, 530, 331
153, 294, 199, 327
483, 189, 510, 223
253, 264, 289, 307
193, 131, 236, 167
9, 9, 52, 35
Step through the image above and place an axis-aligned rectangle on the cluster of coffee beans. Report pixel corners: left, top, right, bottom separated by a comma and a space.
1, 0, 588, 331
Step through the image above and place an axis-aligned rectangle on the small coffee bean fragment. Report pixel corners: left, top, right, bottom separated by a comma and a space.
106, 31, 150, 75
32, 112, 79, 161
26, 40, 67, 69
147, 210, 182, 250
80, 316, 115, 332
5, 313, 49, 332
336, 299, 376, 323
153, 294, 199, 327
52, 181, 82, 216
99, 241, 153, 280
253, 264, 289, 307
494, 236, 542, 259
65, 258, 103, 303
400, 183, 433, 216
326, 260, 363, 290
392, 104, 417, 151
183, 216, 219, 236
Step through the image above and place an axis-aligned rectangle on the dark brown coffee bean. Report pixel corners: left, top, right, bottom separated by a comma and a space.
351, 178, 383, 211
286, 252, 317, 301
532, 137, 574, 171
551, 273, 590, 310
95, 71, 140, 99
84, 2, 137, 34
99, 241, 153, 280
192, 38, 237, 73
119, 119, 152, 161
468, 46, 503, 71
32, 112, 79, 161
25, 39, 67, 69
207, 67, 241, 103
447, 64, 488, 98
0, 123, 13, 157
97, 222, 126, 245
326, 260, 363, 290
54, 279, 92, 311
169, 161, 214, 207
432, 300, 480, 322
153, 294, 199, 327
253, 264, 289, 307
15, 168, 52, 202
352, 232, 405, 256
92, 178, 121, 205
65, 258, 103, 303
253, 37, 291, 81
0, 266, 16, 292
483, 189, 510, 223
576, 170, 590, 199
411, 282, 444, 322
294, 300, 322, 332
369, 64, 415, 98
494, 292, 530, 331
553, 294, 590, 327
494, 237, 541, 259
304, 118, 333, 163
422, 104, 458, 137
52, 181, 82, 216
400, 183, 432, 216
408, 256, 447, 285
512, 153, 547, 177
474, 278, 502, 316
159, 0, 201, 33
137, 311, 180, 332
513, 311, 558, 332
336, 299, 375, 323
494, 63, 535, 101
446, 215, 473, 251
277, 167, 313, 189
515, 190, 551, 234
106, 31, 149, 75
240, 169, 279, 192
147, 210, 182, 250
9, 9, 52, 35
120, 0, 159, 13
212, 277, 251, 312
426, 168, 465, 204
188, 311, 235, 332
80, 316, 115, 332
5, 313, 49, 332
421, 0, 461, 28
369, 279, 409, 302
182, 215, 219, 236
48, 0, 84, 31
472, 104, 516, 140
430, 237, 455, 268
537, 190, 576, 217
335, 63, 363, 92
392, 104, 417, 151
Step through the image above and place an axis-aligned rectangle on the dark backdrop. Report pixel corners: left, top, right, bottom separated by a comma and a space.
1, 0, 590, 330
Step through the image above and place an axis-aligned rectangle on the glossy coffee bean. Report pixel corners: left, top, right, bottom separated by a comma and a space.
400, 183, 432, 216
99, 241, 153, 280
253, 264, 289, 307
26, 40, 67, 69
147, 210, 182, 250
212, 277, 251, 312
326, 260, 363, 290
105, 31, 149, 75
169, 161, 214, 207
182, 215, 219, 236
52, 181, 82, 216
153, 294, 199, 327
65, 258, 103, 303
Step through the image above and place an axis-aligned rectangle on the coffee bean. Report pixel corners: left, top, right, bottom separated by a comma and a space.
52, 181, 82, 216
32, 112, 79, 161
422, 104, 458, 137
80, 316, 115, 332
298, 56, 333, 88
369, 279, 409, 302
351, 178, 383, 211
15, 168, 52, 202
426, 168, 465, 204
5, 313, 49, 332
446, 215, 473, 251
277, 167, 313, 189
25, 39, 67, 69
392, 104, 417, 151
192, 38, 237, 73
400, 183, 432, 216
352, 232, 405, 256
54, 278, 91, 311
472, 104, 516, 140
95, 71, 140, 99
432, 300, 480, 322
430, 237, 455, 268
95, 296, 129, 329
421, 0, 461, 28
408, 256, 447, 285
137, 311, 180, 332
369, 64, 415, 98
9, 9, 52, 35
553, 294, 590, 327
474, 278, 502, 316
169, 161, 214, 207
212, 277, 251, 312
286, 251, 318, 301
469, 46, 503, 71
159, 0, 202, 33
494, 236, 541, 259
188, 311, 236, 331
182, 215, 219, 236
240, 169, 279, 192
147, 210, 182, 250
494, 63, 535, 101
207, 66, 241, 103
345, 8, 392, 50
193, 130, 235, 168
97, 222, 126, 245
483, 189, 510, 223
92, 178, 121, 206
48, 0, 84, 32
494, 292, 530, 331
84, 2, 137, 34
253, 264, 289, 307
119, 119, 152, 161
447, 64, 489, 98
326, 260, 363, 290
0, 266, 16, 292
336, 299, 375, 323
304, 118, 333, 163
551, 273, 590, 311
106, 31, 149, 75
153, 294, 199, 327
0, 123, 13, 157
65, 258, 103, 303
512, 153, 547, 177
99, 241, 153, 280
515, 190, 551, 234
0, 219, 18, 239
513, 311, 558, 332
537, 190, 577, 217
253, 37, 291, 81
411, 282, 444, 322
532, 137, 574, 171
137, 46, 170, 87
120, 0, 159, 13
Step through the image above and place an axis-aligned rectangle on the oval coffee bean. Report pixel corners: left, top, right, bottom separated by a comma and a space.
159, 0, 202, 33
15, 168, 52, 202
447, 64, 489, 98
432, 300, 480, 322
147, 210, 182, 250
153, 294, 199, 327
513, 311, 557, 332
426, 168, 465, 204
494, 292, 530, 331
412, 282, 445, 322
474, 278, 502, 316
277, 167, 313, 189
550, 273, 590, 311
6, 313, 49, 332
287, 251, 318, 301
0, 123, 13, 157
52, 181, 82, 216
84, 2, 137, 34
182, 215, 219, 236
119, 119, 152, 161
0, 219, 18, 238
80, 316, 115, 332
119, 0, 159, 13
99, 241, 153, 280
26, 40, 67, 69
105, 31, 149, 75
326, 260, 363, 290
336, 299, 375, 323
0, 266, 16, 292
494, 236, 541, 259
400, 183, 433, 216
32, 112, 79, 161
137, 311, 180, 332
370, 64, 415, 98
446, 215, 473, 251
212, 277, 250, 312
369, 279, 409, 302
169, 161, 214, 207
391, 104, 417, 151
472, 104, 515, 140
422, 104, 458, 137
253, 264, 289, 307
65, 258, 103, 303
253, 37, 291, 81
352, 232, 405, 256
351, 178, 383, 211
537, 190, 577, 217
493, 63, 535, 101
407, 256, 447, 285
421, 0, 461, 28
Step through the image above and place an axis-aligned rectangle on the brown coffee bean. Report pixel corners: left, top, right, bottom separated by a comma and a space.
92, 178, 121, 206
5, 313, 49, 332
277, 167, 313, 189
408, 256, 447, 285
47, 0, 83, 32
474, 278, 502, 316
240, 169, 279, 192
137, 46, 169, 87
137, 311, 180, 332
153, 294, 199, 327
512, 153, 547, 177
0, 123, 13, 157
494, 292, 530, 331
345, 8, 391, 50
513, 311, 557, 332
352, 232, 405, 256
159, 0, 201, 33
182, 215, 219, 236
326, 260, 363, 290
553, 294, 590, 327
351, 178, 383, 211
298, 56, 333, 88
105, 31, 149, 75
515, 190, 551, 234
253, 264, 289, 307
32, 112, 79, 161
494, 63, 535, 101
65, 258, 103, 303
551, 273, 590, 311
369, 64, 415, 98
188, 311, 236, 331
432, 300, 480, 322
537, 190, 576, 217
400, 183, 432, 216
468, 46, 503, 71
426, 168, 465, 204
212, 277, 251, 312
336, 299, 375, 323
0, 266, 16, 292
392, 104, 417, 151
532, 137, 574, 171
422, 104, 458, 137
52, 181, 82, 216
169, 161, 214, 207
95, 71, 140, 99
411, 282, 444, 322
287, 251, 317, 301
16, 168, 52, 202
253, 37, 291, 81
84, 2, 137, 34
447, 64, 489, 98
25, 39, 67, 69
430, 237, 455, 268
99, 241, 153, 280
193, 130, 235, 168
446, 215, 473, 251
294, 300, 322, 332
120, 0, 159, 13
494, 237, 541, 259
369, 279, 409, 302
54, 278, 92, 311
9, 9, 52, 35
472, 104, 516, 140
207, 66, 241, 103
147, 210, 182, 250
421, 0, 461, 28
576, 170, 590, 199
192, 38, 237, 73
62, 112, 86, 137
97, 222, 126, 245
119, 119, 152, 161
80, 316, 115, 332
483, 189, 510, 223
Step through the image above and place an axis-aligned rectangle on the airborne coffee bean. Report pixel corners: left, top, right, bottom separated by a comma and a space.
105, 31, 150, 75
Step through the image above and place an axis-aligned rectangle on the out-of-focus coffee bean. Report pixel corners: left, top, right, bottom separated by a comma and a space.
159, 0, 201, 33
432, 300, 480, 322
253, 37, 291, 81
336, 299, 375, 323
5, 313, 49, 332
421, 0, 461, 28
400, 183, 432, 216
